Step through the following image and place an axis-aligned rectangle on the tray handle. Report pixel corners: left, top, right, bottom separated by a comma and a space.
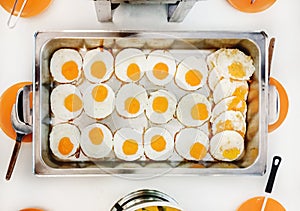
268, 77, 289, 132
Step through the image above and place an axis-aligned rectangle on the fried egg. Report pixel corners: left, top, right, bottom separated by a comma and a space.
115, 83, 147, 118
211, 110, 246, 137
49, 123, 80, 159
206, 49, 224, 70
208, 67, 223, 91
83, 83, 115, 119
175, 56, 208, 91
80, 123, 113, 159
145, 90, 177, 124
210, 130, 244, 161
113, 128, 143, 161
175, 128, 209, 161
176, 93, 211, 127
212, 96, 247, 121
83, 49, 114, 83
215, 48, 255, 80
50, 49, 82, 83
144, 127, 174, 161
213, 78, 249, 104
146, 50, 176, 86
115, 48, 147, 82
50, 84, 83, 121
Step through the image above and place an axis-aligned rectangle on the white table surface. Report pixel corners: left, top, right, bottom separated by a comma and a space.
0, 0, 298, 210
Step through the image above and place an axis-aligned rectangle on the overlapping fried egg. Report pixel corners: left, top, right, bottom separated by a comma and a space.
145, 90, 177, 124
114, 128, 143, 161
215, 48, 255, 80
50, 84, 83, 121
144, 127, 174, 161
115, 48, 147, 82
116, 83, 147, 118
206, 48, 224, 70
80, 123, 113, 159
49, 123, 80, 159
212, 96, 247, 121
176, 93, 211, 127
83, 83, 115, 119
208, 67, 223, 91
175, 56, 208, 91
210, 130, 244, 161
146, 50, 176, 86
211, 110, 246, 137
175, 128, 209, 161
83, 49, 114, 83
50, 49, 82, 83
213, 78, 249, 104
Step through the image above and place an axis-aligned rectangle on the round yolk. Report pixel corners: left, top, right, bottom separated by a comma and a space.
228, 62, 246, 78
92, 85, 108, 102
222, 147, 240, 160
62, 61, 79, 81
191, 103, 208, 120
228, 97, 246, 113
151, 135, 167, 152
122, 139, 138, 155
190, 142, 206, 160
58, 137, 74, 156
152, 96, 168, 113
233, 85, 248, 99
185, 69, 203, 86
89, 127, 104, 145
125, 97, 140, 114
153, 62, 169, 80
64, 94, 83, 112
127, 63, 141, 81
91, 61, 107, 79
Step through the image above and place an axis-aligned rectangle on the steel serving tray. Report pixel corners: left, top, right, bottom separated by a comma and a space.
33, 31, 268, 176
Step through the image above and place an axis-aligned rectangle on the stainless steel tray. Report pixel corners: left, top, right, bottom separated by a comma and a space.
33, 31, 268, 176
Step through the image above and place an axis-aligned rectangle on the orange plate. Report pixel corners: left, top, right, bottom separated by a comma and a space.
237, 196, 286, 211
0, 82, 32, 143
20, 208, 44, 211
0, 0, 52, 18
227, 0, 276, 13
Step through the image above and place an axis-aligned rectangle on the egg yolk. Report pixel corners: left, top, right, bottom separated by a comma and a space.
64, 94, 83, 112
127, 63, 141, 81
153, 62, 169, 80
92, 85, 108, 102
228, 62, 246, 78
228, 97, 246, 113
89, 127, 104, 145
185, 69, 203, 86
91, 61, 107, 79
151, 135, 166, 152
62, 61, 79, 81
216, 120, 245, 137
125, 97, 140, 114
222, 147, 240, 160
191, 103, 209, 120
122, 139, 138, 155
190, 142, 206, 160
58, 137, 74, 155
233, 85, 248, 99
152, 96, 168, 113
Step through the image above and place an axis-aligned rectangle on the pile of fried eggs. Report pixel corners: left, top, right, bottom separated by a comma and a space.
49, 47, 255, 162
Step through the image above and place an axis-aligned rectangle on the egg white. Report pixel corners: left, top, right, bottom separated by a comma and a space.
80, 123, 113, 159
145, 90, 177, 124
210, 130, 244, 161
113, 128, 144, 161
175, 128, 209, 161
208, 67, 223, 91
83, 48, 114, 83
175, 56, 208, 91
146, 50, 176, 86
115, 48, 147, 82
50, 84, 83, 121
50, 49, 82, 83
144, 127, 174, 161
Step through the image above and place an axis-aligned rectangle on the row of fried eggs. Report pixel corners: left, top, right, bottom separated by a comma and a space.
49, 47, 255, 162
